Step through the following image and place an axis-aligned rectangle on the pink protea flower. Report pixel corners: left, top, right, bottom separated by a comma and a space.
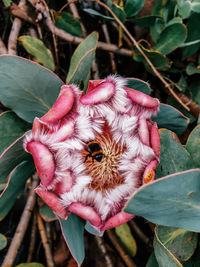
24, 75, 160, 231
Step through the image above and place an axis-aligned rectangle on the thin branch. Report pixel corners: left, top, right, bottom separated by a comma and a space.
27, 211, 37, 262
45, 16, 133, 57
2, 174, 39, 267
107, 230, 137, 267
37, 212, 55, 267
10, 2, 34, 24
0, 37, 7, 54
16, 0, 133, 57
94, 236, 114, 267
8, 0, 26, 55
129, 221, 152, 249
67, 0, 87, 37
94, 0, 190, 112
102, 23, 117, 73
177, 93, 200, 119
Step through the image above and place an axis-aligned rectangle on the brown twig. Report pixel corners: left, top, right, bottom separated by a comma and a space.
177, 93, 200, 119
10, 2, 133, 57
10, 2, 34, 24
37, 212, 55, 267
94, 0, 190, 112
0, 37, 7, 54
8, 0, 26, 55
65, 0, 100, 79
129, 221, 152, 249
94, 236, 114, 267
102, 23, 117, 73
27, 211, 37, 262
67, 0, 87, 37
27, 0, 133, 57
107, 230, 137, 267
2, 173, 39, 267
112, 22, 133, 49
29, 27, 38, 38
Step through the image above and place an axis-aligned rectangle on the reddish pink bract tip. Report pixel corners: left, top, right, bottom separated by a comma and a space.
151, 122, 160, 158
101, 212, 135, 231
41, 85, 74, 124
80, 81, 115, 105
138, 118, 150, 146
125, 88, 159, 108
35, 188, 68, 219
68, 202, 101, 227
26, 141, 55, 186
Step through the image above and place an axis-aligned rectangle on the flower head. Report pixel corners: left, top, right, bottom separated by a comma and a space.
24, 76, 160, 231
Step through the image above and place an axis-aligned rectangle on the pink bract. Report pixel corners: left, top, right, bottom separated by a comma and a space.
24, 75, 160, 231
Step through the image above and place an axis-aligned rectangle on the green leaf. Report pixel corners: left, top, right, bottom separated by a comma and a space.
0, 233, 7, 250
3, 0, 12, 7
186, 63, 200, 75
181, 13, 200, 60
124, 0, 145, 17
85, 221, 103, 236
128, 15, 161, 27
0, 133, 31, 183
150, 18, 165, 43
0, 55, 64, 123
133, 45, 170, 71
146, 253, 159, 267
156, 129, 193, 178
54, 11, 82, 37
156, 225, 198, 262
125, 169, 200, 232
166, 17, 183, 27
39, 204, 56, 222
191, 1, 200, 13
18, 36, 55, 71
154, 230, 181, 267
0, 160, 35, 220
107, 0, 126, 23
59, 214, 85, 265
152, 104, 189, 135
126, 78, 150, 95
16, 263, 44, 267
167, 97, 196, 124
0, 111, 30, 155
115, 223, 137, 257
185, 124, 200, 168
182, 243, 200, 266
177, 0, 192, 19
83, 8, 114, 22
153, 23, 187, 55
66, 32, 98, 92
190, 82, 200, 105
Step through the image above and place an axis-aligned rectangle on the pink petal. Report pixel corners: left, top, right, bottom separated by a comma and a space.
125, 88, 159, 109
138, 117, 150, 146
68, 202, 101, 227
143, 159, 158, 184
54, 171, 73, 194
101, 212, 135, 231
151, 122, 160, 158
41, 85, 74, 124
80, 80, 115, 105
35, 188, 68, 219
32, 117, 42, 134
26, 141, 55, 186
87, 80, 103, 92
50, 120, 75, 143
